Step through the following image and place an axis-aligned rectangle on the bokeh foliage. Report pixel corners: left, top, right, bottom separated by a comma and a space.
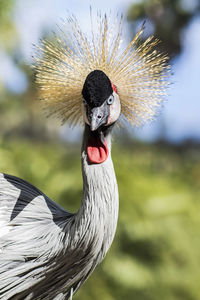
127, 0, 200, 57
0, 139, 200, 300
0, 0, 18, 52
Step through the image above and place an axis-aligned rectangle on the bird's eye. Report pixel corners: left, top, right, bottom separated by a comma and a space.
83, 99, 87, 105
107, 95, 114, 105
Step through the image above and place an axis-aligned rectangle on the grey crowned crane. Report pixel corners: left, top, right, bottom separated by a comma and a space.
0, 13, 170, 300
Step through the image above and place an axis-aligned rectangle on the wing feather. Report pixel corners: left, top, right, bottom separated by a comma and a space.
0, 173, 73, 299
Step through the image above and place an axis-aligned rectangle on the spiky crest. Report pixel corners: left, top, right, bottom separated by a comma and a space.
34, 12, 170, 126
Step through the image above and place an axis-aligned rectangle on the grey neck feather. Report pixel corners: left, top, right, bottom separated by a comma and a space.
75, 124, 119, 261
0, 124, 119, 299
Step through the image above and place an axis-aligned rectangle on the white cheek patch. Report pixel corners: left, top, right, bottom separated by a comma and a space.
107, 92, 121, 125
82, 103, 90, 125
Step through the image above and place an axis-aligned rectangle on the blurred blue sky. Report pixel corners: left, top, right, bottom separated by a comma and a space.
0, 0, 200, 143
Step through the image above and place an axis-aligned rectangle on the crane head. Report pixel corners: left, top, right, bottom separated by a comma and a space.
82, 70, 121, 131
34, 13, 170, 164
81, 70, 121, 164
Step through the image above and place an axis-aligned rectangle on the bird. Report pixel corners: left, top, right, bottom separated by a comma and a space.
0, 12, 170, 300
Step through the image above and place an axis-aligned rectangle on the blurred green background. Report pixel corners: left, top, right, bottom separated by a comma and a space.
0, 1, 200, 299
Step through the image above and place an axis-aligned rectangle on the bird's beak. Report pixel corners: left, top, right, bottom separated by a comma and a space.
90, 102, 109, 131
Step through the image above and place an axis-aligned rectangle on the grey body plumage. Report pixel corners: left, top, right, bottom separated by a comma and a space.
0, 124, 119, 299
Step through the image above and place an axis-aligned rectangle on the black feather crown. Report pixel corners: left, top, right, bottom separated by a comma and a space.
82, 70, 113, 108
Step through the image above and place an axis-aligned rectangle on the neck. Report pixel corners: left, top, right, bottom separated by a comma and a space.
76, 124, 119, 260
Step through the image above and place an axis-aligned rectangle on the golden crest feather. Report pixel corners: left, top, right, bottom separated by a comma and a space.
34, 12, 170, 126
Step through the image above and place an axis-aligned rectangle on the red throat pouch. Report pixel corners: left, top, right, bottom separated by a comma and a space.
87, 136, 109, 164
